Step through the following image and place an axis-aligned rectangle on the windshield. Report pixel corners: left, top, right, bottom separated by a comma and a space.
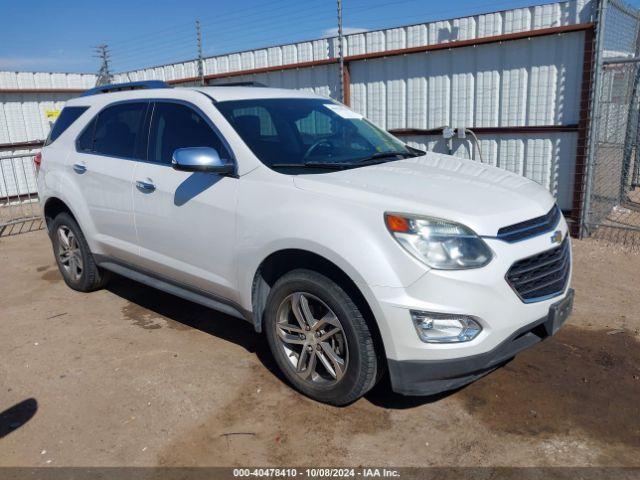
215, 98, 417, 172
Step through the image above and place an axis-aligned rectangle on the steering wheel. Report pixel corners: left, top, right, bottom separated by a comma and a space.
302, 139, 333, 161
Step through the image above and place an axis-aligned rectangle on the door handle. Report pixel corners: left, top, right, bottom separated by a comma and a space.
136, 180, 156, 192
72, 163, 87, 174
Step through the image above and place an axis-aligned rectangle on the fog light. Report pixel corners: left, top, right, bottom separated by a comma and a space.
410, 310, 482, 343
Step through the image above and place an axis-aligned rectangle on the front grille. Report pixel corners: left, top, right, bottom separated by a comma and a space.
497, 205, 561, 243
506, 238, 570, 303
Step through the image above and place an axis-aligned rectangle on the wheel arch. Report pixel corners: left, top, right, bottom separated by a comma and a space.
43, 197, 77, 233
250, 248, 387, 366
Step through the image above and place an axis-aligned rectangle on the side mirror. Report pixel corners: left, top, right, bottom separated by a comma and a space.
171, 147, 234, 175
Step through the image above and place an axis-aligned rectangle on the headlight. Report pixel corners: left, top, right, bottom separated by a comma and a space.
384, 213, 493, 269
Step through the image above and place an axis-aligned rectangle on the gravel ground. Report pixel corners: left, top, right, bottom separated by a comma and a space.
0, 230, 638, 467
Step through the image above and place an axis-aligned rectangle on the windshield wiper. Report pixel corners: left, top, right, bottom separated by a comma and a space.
270, 162, 353, 169
355, 151, 418, 164
270, 152, 419, 170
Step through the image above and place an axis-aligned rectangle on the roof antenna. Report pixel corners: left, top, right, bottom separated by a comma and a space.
94, 44, 113, 86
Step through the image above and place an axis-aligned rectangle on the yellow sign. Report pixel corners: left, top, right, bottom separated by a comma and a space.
45, 109, 61, 122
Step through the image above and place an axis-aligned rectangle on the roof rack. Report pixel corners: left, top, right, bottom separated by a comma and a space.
212, 81, 267, 87
81, 80, 171, 97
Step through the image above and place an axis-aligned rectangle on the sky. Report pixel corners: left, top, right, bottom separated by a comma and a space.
1, 0, 639, 74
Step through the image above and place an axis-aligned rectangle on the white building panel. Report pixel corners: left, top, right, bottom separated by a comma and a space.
386, 28, 406, 50
533, 3, 562, 28
406, 24, 428, 48
347, 34, 366, 55
349, 32, 583, 130
453, 17, 477, 40
366, 31, 386, 53
504, 8, 533, 33
282, 45, 297, 65
478, 13, 503, 37
428, 21, 453, 44
0, 93, 72, 144
298, 42, 313, 62
312, 39, 329, 60
210, 64, 340, 99
229, 53, 242, 72
254, 50, 268, 69
240, 52, 255, 70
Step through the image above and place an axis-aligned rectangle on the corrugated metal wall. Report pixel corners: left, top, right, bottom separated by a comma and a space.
0, 72, 96, 146
348, 33, 584, 130
0, 73, 96, 197
401, 132, 578, 209
110, 0, 594, 211
113, 1, 593, 83
0, 0, 595, 209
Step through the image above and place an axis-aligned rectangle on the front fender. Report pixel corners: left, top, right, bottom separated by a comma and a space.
235, 176, 428, 311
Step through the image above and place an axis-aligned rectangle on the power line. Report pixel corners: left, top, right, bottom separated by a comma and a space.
106, 0, 548, 74
107, 0, 327, 49
109, 3, 335, 60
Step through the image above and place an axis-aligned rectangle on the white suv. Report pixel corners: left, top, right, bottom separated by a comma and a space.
37, 81, 573, 405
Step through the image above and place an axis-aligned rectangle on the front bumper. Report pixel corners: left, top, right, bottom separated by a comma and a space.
387, 289, 574, 396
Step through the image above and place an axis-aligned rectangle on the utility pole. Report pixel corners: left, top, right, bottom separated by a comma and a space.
337, 0, 345, 103
196, 20, 205, 86
94, 44, 113, 86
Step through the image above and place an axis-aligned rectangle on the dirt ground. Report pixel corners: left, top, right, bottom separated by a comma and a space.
0, 230, 639, 467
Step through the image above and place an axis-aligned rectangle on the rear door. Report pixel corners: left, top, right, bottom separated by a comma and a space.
132, 100, 239, 300
72, 101, 149, 263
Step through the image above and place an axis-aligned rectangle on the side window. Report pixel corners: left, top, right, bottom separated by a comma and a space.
45, 106, 89, 146
77, 116, 97, 152
92, 102, 148, 159
148, 102, 230, 164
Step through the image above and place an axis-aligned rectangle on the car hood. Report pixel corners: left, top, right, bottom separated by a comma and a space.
292, 151, 556, 236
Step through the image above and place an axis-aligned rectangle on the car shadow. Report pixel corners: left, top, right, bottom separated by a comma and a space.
365, 375, 461, 409
105, 274, 286, 379
0, 398, 38, 439
174, 172, 222, 206
106, 274, 453, 409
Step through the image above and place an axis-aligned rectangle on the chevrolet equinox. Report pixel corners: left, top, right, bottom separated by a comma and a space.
37, 81, 574, 405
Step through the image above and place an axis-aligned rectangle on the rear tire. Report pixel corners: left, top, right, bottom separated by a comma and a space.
264, 269, 379, 406
50, 213, 110, 292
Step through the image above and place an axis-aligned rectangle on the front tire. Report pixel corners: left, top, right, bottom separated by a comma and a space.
50, 212, 110, 292
264, 269, 379, 406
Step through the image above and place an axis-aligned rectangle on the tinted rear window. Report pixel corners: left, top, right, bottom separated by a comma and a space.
92, 102, 148, 159
45, 106, 89, 146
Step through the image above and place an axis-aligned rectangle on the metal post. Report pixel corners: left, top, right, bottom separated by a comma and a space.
94, 45, 112, 86
337, 0, 345, 103
580, 0, 608, 237
196, 20, 205, 87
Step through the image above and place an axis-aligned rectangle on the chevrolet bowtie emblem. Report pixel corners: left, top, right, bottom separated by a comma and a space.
551, 230, 563, 245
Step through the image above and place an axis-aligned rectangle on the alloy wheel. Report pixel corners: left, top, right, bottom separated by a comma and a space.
274, 292, 348, 385
57, 225, 83, 281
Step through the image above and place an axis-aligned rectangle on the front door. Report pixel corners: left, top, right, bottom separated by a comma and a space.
132, 100, 238, 300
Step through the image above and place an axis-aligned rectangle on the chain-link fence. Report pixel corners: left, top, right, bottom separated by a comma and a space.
583, 0, 640, 246
0, 153, 43, 236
